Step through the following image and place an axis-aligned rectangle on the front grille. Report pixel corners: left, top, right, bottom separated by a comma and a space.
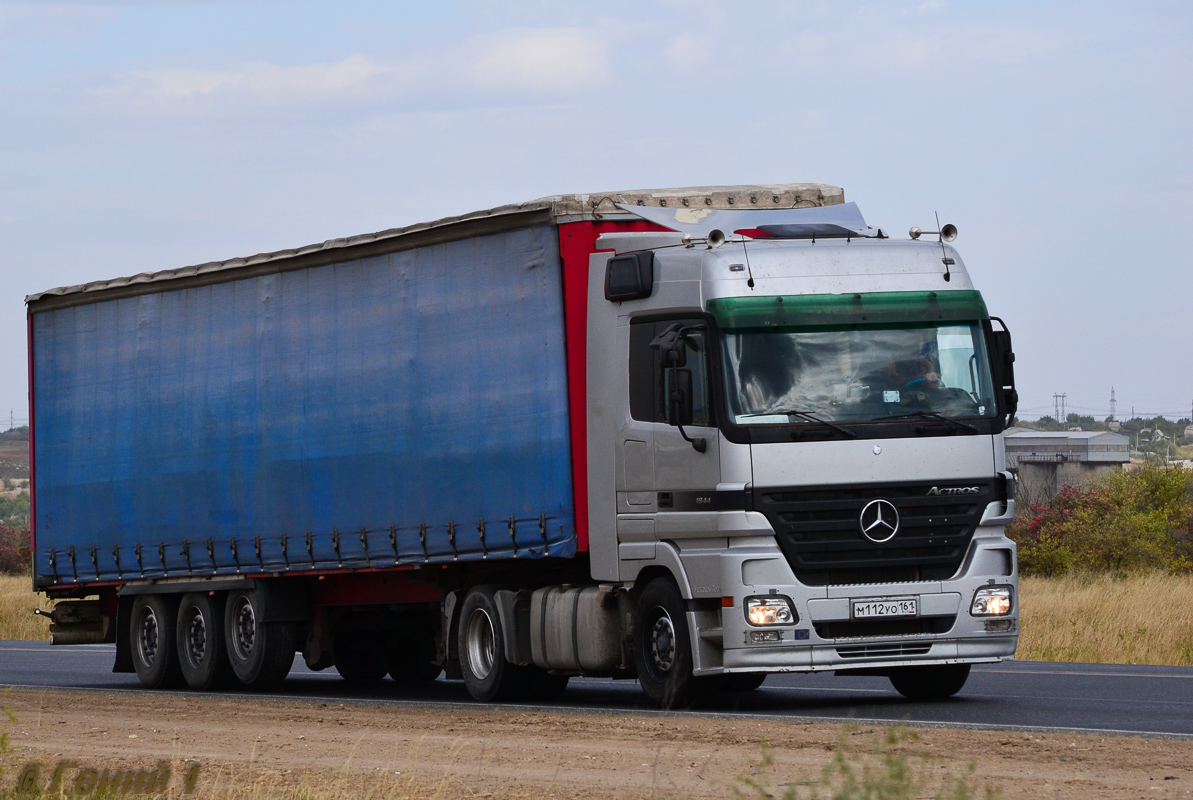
836, 643, 934, 659
756, 479, 997, 586
814, 615, 956, 640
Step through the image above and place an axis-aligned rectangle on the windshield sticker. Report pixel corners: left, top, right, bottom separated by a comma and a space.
883, 390, 900, 403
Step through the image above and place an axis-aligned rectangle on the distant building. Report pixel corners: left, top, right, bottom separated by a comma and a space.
1004, 428, 1131, 502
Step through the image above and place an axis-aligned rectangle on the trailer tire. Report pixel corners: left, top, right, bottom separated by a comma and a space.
458, 585, 528, 702
224, 589, 296, 689
888, 664, 971, 700
633, 577, 711, 709
176, 593, 235, 691
130, 595, 185, 689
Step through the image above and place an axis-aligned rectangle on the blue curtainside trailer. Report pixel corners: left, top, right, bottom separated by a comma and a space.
32, 224, 576, 583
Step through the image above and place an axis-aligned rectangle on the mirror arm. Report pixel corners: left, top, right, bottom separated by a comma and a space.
669, 384, 707, 454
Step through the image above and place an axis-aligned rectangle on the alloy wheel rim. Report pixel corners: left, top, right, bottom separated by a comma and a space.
465, 608, 496, 681
649, 608, 676, 674
137, 606, 159, 667
185, 610, 207, 667
232, 597, 256, 661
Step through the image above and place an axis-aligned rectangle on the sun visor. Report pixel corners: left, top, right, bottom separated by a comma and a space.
617, 201, 873, 239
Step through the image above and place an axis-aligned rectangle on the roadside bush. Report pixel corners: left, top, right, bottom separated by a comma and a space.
0, 523, 30, 576
0, 490, 29, 528
1008, 464, 1193, 576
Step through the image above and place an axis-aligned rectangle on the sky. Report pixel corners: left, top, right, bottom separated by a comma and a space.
1, 0, 1190, 426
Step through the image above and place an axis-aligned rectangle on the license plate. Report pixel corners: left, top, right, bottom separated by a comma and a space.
852, 598, 918, 619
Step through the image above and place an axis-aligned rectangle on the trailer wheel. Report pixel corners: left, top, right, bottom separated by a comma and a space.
458, 585, 527, 702
176, 593, 235, 691
130, 595, 184, 689
633, 577, 711, 709
333, 635, 388, 682
888, 664, 971, 700
224, 589, 296, 689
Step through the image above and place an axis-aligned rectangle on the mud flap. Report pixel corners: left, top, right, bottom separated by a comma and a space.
113, 595, 134, 673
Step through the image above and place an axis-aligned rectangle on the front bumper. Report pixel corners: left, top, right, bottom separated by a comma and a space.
698, 523, 1018, 675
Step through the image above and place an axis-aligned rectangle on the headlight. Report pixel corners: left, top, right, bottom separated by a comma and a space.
745, 596, 795, 626
971, 586, 1013, 616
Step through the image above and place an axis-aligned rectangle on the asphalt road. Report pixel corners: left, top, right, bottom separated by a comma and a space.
2, 641, 1191, 738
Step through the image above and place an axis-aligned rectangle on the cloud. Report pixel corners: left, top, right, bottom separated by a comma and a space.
94, 27, 612, 113
114, 54, 391, 100
465, 28, 611, 93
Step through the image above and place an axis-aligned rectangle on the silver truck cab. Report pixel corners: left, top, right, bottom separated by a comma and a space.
585, 211, 1018, 705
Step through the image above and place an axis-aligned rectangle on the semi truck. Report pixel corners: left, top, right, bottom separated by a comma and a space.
26, 183, 1019, 708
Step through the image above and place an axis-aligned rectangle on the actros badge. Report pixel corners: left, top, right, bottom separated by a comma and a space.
859, 499, 900, 543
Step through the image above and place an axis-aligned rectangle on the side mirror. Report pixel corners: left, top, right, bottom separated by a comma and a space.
604, 252, 654, 302
669, 369, 695, 426
989, 324, 1017, 420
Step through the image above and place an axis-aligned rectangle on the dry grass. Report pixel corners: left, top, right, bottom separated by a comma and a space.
0, 576, 51, 641
1018, 571, 1193, 665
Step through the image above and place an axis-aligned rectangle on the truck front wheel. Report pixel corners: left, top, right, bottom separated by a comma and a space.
176, 592, 235, 691
888, 664, 971, 700
224, 589, 297, 689
458, 585, 527, 702
633, 577, 708, 709
130, 595, 184, 689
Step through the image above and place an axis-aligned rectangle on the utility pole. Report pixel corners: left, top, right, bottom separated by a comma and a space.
1053, 393, 1067, 427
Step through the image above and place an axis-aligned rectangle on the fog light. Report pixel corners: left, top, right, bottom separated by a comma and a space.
749, 630, 782, 643
745, 596, 795, 626
971, 586, 1013, 616
984, 618, 1015, 633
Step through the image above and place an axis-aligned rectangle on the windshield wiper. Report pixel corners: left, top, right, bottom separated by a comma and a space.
739, 409, 857, 438
885, 410, 979, 433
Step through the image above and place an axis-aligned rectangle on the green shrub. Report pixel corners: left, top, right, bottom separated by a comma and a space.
1009, 465, 1193, 576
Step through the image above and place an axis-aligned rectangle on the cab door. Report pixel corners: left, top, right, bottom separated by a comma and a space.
626, 318, 721, 508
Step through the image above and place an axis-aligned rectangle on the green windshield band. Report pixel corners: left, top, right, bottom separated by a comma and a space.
707, 290, 989, 331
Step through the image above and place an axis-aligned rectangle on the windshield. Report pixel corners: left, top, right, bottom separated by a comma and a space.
721, 323, 997, 424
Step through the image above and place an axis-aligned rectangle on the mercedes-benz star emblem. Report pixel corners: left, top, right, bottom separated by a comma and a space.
859, 499, 900, 543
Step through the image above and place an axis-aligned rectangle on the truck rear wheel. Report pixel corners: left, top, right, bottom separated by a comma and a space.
224, 589, 297, 689
633, 577, 709, 709
176, 592, 235, 691
130, 595, 185, 689
888, 664, 971, 700
458, 585, 528, 702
